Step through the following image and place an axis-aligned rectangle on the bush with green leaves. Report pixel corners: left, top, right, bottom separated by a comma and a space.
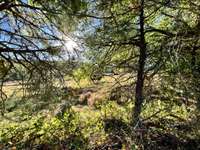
0, 108, 88, 149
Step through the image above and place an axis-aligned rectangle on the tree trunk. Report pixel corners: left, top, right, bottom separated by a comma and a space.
132, 0, 146, 126
191, 44, 197, 74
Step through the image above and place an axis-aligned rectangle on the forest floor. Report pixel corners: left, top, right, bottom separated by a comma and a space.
0, 76, 200, 149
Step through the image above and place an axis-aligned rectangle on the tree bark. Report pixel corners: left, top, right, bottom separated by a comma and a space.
191, 45, 197, 73
132, 0, 146, 126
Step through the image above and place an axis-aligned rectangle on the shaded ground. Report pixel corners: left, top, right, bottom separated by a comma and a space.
0, 77, 200, 149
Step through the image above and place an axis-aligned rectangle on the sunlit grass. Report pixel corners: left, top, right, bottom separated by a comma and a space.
1, 76, 200, 149
2, 84, 23, 97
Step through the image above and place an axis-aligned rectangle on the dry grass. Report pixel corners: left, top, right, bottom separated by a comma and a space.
2, 82, 23, 98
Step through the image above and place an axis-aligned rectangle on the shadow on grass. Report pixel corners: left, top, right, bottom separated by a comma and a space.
94, 118, 200, 150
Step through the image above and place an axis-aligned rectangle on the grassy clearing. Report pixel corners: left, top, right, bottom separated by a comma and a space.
0, 77, 200, 149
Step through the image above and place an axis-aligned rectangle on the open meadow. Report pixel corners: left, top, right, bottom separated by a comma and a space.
1, 75, 200, 149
